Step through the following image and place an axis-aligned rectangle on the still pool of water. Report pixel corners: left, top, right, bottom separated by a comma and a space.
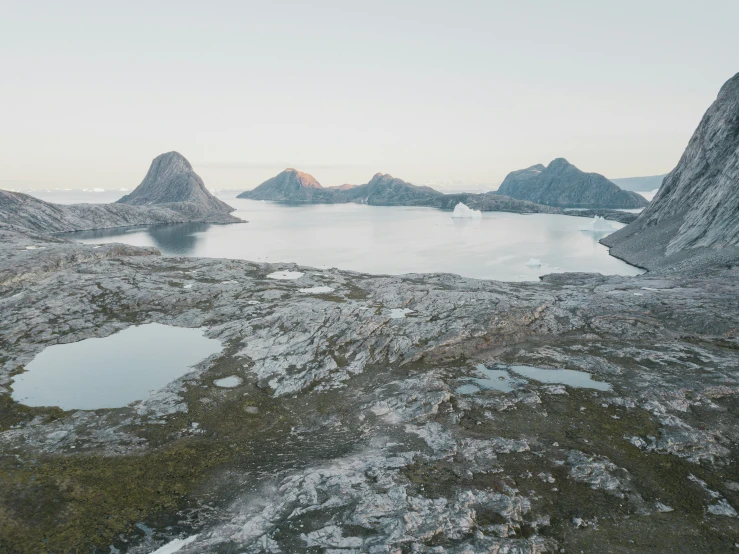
61, 194, 642, 282
455, 363, 611, 394
508, 365, 612, 391
11, 324, 222, 410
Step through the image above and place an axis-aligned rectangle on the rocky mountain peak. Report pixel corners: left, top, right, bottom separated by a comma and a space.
117, 152, 233, 213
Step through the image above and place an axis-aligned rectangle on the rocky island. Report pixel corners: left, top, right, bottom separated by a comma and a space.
0, 152, 241, 233
497, 159, 649, 209
0, 74, 738, 554
238, 168, 642, 224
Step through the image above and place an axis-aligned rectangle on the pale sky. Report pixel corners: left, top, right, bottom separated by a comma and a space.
1, 1, 738, 191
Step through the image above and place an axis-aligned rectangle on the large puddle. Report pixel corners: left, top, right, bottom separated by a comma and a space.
11, 324, 222, 410
456, 363, 611, 394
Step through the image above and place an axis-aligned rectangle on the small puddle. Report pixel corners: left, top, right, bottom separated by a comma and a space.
11, 323, 222, 410
456, 363, 611, 394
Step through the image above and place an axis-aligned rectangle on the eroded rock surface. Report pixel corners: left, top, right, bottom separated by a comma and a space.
0, 224, 737, 552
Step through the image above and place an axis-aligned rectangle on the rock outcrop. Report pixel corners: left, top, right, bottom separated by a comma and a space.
118, 151, 234, 214
603, 72, 739, 269
498, 159, 649, 209
0, 153, 241, 233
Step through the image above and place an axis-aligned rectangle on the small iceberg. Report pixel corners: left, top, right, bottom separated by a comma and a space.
299, 286, 334, 294
267, 270, 304, 280
451, 202, 482, 219
579, 216, 615, 233
525, 258, 541, 267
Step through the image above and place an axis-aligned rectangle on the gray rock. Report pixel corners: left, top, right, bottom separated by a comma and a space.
604, 72, 739, 269
497, 158, 649, 209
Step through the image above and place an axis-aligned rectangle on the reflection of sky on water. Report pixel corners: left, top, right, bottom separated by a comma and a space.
62, 194, 643, 281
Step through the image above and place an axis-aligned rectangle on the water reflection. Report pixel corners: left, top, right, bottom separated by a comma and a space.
69, 222, 212, 255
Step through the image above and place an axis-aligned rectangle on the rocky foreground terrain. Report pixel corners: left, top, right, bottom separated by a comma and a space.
0, 221, 738, 553
1, 74, 738, 553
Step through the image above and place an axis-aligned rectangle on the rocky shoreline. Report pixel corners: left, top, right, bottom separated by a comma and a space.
1, 223, 737, 552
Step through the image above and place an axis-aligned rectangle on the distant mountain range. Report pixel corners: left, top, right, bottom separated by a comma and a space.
497, 158, 649, 209
0, 152, 239, 233
238, 159, 649, 216
609, 174, 666, 192
603, 72, 739, 269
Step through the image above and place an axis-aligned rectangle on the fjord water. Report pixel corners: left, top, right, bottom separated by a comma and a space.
61, 194, 642, 281
11, 324, 222, 410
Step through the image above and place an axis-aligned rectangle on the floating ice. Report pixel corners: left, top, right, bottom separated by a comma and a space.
267, 270, 304, 280
150, 535, 199, 554
390, 308, 413, 319
299, 286, 334, 294
214, 376, 242, 388
451, 202, 482, 219
579, 216, 615, 233
525, 258, 541, 267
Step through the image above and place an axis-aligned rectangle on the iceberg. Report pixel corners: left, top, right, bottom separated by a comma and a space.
451, 202, 482, 219
525, 258, 541, 267
579, 216, 615, 233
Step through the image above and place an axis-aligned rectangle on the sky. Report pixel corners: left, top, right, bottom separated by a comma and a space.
1, 1, 738, 191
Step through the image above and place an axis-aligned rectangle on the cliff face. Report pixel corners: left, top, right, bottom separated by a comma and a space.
118, 151, 234, 214
498, 159, 649, 209
603, 72, 739, 268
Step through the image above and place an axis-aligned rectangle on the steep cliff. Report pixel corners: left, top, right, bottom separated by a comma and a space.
603, 72, 739, 269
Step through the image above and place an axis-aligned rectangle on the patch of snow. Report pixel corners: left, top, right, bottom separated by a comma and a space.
655, 502, 674, 513
579, 216, 615, 233
525, 258, 541, 267
451, 202, 482, 219
214, 376, 242, 388
150, 535, 199, 554
390, 308, 413, 319
266, 270, 304, 280
24, 245, 46, 250
183, 284, 193, 289
707, 499, 738, 517
299, 286, 334, 294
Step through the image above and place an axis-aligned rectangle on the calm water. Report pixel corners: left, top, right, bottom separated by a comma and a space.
11, 324, 222, 410
62, 194, 642, 281
455, 363, 611, 394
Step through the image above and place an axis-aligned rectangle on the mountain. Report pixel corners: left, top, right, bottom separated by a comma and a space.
0, 152, 241, 233
610, 174, 666, 192
342, 173, 443, 205
118, 151, 234, 214
603, 72, 739, 269
497, 158, 649, 209
235, 168, 639, 221
237, 168, 328, 201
